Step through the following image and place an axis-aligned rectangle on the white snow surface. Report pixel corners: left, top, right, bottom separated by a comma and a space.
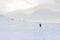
0, 15, 60, 40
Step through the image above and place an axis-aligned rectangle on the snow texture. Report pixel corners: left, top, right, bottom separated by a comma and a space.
0, 15, 60, 40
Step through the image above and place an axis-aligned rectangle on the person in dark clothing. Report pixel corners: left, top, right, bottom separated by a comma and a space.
39, 24, 41, 27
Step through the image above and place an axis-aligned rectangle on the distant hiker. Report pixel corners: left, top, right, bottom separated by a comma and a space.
39, 24, 41, 27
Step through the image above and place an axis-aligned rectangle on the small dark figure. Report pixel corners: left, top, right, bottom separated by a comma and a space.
39, 24, 41, 27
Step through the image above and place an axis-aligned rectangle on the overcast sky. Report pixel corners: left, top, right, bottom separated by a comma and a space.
0, 0, 60, 14
0, 0, 60, 23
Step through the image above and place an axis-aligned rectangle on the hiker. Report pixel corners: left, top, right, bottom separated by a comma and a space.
39, 24, 41, 27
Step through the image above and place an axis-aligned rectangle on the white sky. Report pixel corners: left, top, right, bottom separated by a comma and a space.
0, 0, 41, 13
0, 0, 60, 14
0, 0, 60, 23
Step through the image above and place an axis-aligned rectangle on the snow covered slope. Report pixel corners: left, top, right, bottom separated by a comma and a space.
0, 15, 60, 40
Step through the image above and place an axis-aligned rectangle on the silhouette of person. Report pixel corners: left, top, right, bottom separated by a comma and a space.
39, 24, 41, 27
